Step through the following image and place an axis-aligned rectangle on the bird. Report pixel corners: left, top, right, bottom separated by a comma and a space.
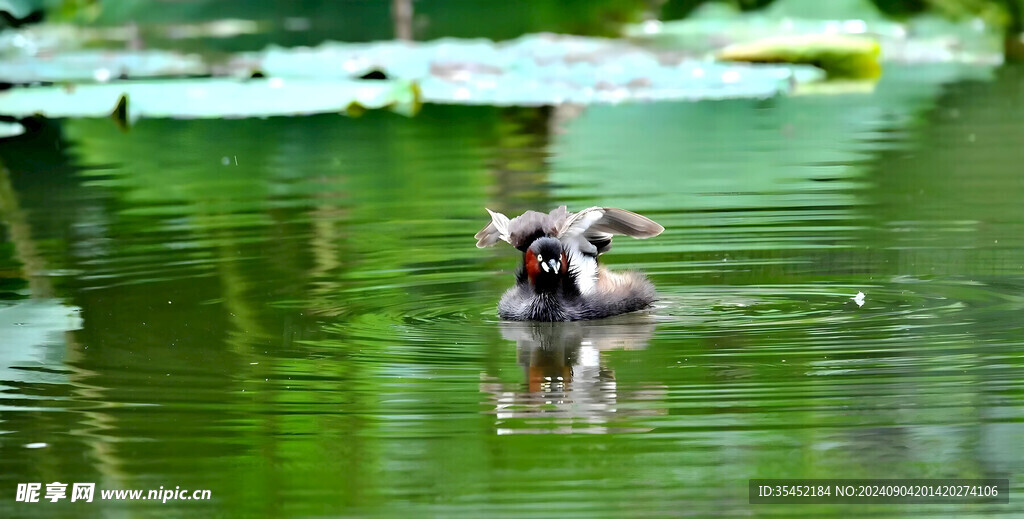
475, 206, 664, 321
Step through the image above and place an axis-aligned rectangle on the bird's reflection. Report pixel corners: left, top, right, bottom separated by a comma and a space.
482, 315, 664, 435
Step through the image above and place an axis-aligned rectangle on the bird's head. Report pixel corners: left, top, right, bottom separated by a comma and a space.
524, 237, 567, 293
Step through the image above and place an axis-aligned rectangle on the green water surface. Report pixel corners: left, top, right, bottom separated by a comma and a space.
1, 64, 1023, 518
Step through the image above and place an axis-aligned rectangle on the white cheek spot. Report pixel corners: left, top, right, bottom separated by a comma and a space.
541, 262, 550, 273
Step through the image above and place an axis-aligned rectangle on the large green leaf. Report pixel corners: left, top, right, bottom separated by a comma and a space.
627, 0, 1002, 66
1, 31, 824, 104
718, 34, 882, 78
1, 49, 208, 82
0, 77, 422, 120
0, 121, 25, 138
241, 35, 824, 104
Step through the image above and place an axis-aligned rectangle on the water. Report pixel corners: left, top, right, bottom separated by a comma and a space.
1, 64, 1023, 518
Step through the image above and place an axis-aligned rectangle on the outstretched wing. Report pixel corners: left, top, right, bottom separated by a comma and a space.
475, 208, 560, 250
476, 206, 663, 254
474, 209, 512, 248
556, 207, 663, 255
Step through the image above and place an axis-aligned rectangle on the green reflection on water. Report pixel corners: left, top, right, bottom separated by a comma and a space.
1, 65, 1023, 518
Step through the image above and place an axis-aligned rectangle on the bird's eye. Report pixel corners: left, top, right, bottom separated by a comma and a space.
537, 254, 543, 262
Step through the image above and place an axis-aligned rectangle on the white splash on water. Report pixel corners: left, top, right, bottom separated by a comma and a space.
852, 291, 865, 307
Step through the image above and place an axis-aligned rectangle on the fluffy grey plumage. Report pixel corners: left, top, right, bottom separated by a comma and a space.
476, 206, 664, 321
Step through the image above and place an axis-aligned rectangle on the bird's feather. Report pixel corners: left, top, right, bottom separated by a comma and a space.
475, 206, 663, 255
558, 207, 663, 255
474, 208, 512, 248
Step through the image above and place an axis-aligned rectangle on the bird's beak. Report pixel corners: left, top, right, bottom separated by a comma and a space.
547, 259, 559, 273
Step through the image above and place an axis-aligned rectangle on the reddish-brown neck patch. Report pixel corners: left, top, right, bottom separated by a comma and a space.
560, 251, 568, 275
524, 249, 540, 285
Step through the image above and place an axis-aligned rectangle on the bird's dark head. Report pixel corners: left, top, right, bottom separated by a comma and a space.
524, 237, 567, 293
